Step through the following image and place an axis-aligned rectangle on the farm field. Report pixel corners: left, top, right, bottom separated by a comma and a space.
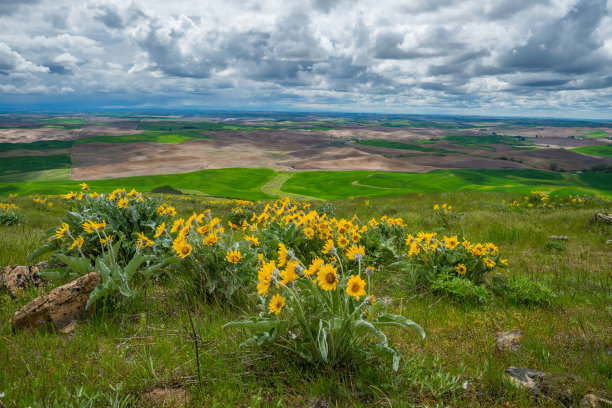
0, 189, 611, 407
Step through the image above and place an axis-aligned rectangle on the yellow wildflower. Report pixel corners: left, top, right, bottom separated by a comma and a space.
346, 244, 365, 261
455, 263, 467, 275
346, 275, 366, 299
317, 264, 338, 291
69, 236, 84, 250
154, 223, 165, 238
269, 293, 285, 315
226, 249, 242, 264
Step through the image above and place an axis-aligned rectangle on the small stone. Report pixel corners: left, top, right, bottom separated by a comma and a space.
549, 235, 570, 241
496, 330, 523, 352
58, 321, 76, 335
0, 265, 46, 298
593, 213, 612, 224
10, 272, 100, 331
581, 394, 612, 408
142, 388, 191, 407
504, 367, 546, 392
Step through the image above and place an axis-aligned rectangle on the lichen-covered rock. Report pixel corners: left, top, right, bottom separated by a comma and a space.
504, 367, 547, 392
0, 265, 46, 298
581, 394, 612, 408
593, 213, 612, 224
10, 272, 100, 331
496, 330, 523, 352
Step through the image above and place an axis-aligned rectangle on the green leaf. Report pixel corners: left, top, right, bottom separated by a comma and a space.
240, 328, 277, 347
370, 343, 402, 371
373, 314, 426, 339
124, 252, 151, 279
95, 258, 112, 282
317, 320, 328, 363
294, 339, 313, 362
352, 319, 387, 344
223, 317, 279, 331
56, 254, 91, 276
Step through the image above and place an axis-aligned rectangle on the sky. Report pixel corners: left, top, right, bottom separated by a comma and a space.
1, 0, 611, 118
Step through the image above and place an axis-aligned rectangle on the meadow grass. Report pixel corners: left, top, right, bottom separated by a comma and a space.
584, 130, 609, 138
571, 145, 612, 158
0, 191, 610, 407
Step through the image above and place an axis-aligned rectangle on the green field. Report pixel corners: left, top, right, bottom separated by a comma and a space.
137, 121, 265, 132
74, 130, 212, 145
281, 169, 612, 200
2, 167, 611, 200
0, 168, 276, 200
354, 139, 458, 154
442, 135, 534, 149
0, 140, 75, 152
0, 154, 71, 177
571, 145, 612, 158
584, 129, 609, 138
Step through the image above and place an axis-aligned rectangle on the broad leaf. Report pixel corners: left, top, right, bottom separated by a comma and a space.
224, 317, 279, 331
352, 319, 387, 344
56, 254, 90, 276
317, 320, 328, 363
373, 314, 426, 339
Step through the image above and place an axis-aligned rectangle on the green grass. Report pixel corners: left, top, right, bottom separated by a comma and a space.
2, 168, 611, 201
0, 168, 276, 201
0, 154, 71, 177
74, 130, 212, 145
570, 145, 612, 157
137, 121, 263, 132
1, 192, 611, 406
281, 169, 612, 200
443, 135, 534, 149
354, 139, 459, 154
0, 140, 75, 153
584, 130, 609, 138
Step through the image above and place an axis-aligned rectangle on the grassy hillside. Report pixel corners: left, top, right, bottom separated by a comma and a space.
0, 154, 71, 176
281, 169, 612, 200
0, 168, 276, 201
571, 145, 612, 158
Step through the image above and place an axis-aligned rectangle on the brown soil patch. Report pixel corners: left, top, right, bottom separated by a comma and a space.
0, 125, 141, 144
0, 148, 71, 158
141, 388, 191, 407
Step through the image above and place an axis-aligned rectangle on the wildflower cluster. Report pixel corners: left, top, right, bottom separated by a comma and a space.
433, 203, 453, 214
0, 202, 21, 226
405, 232, 507, 285
31, 194, 53, 210
227, 244, 424, 370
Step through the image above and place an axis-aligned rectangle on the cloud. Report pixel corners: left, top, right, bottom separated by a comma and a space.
0, 0, 39, 16
0, 0, 610, 117
0, 42, 49, 73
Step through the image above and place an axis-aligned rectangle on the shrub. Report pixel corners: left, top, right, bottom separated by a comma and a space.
431, 274, 491, 304
0, 203, 21, 226
225, 248, 424, 370
492, 276, 556, 307
166, 210, 259, 301
29, 187, 173, 266
150, 185, 183, 195
543, 240, 566, 252
404, 233, 508, 286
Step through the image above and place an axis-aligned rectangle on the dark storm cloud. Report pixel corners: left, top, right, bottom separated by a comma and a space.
498, 0, 608, 74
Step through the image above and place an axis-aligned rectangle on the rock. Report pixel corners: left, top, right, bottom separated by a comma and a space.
10, 272, 100, 331
592, 213, 612, 224
142, 388, 191, 407
0, 265, 46, 298
549, 235, 570, 241
504, 367, 546, 392
581, 394, 612, 408
496, 330, 523, 352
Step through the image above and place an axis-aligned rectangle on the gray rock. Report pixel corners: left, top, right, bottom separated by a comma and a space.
593, 213, 612, 224
504, 367, 546, 392
581, 394, 612, 408
496, 330, 523, 352
10, 272, 100, 331
549, 235, 570, 240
